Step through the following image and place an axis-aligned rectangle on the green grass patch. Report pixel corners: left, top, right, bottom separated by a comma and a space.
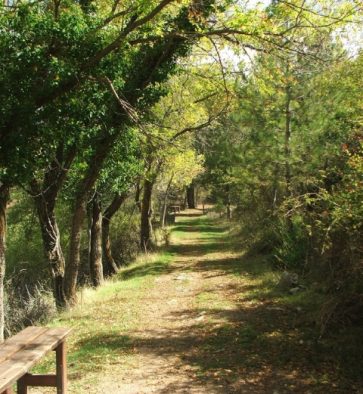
32, 250, 174, 392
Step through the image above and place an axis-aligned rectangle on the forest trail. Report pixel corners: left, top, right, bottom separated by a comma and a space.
82, 210, 341, 394
33, 209, 356, 394
93, 209, 246, 394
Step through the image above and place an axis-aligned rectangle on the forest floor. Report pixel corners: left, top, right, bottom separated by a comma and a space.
32, 209, 361, 393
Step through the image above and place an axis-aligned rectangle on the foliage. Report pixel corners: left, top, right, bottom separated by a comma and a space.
110, 201, 141, 266
201, 30, 362, 331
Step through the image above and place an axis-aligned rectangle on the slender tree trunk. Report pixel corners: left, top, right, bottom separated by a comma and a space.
140, 178, 154, 251
225, 184, 231, 220
272, 163, 280, 214
284, 80, 293, 230
33, 192, 66, 308
90, 193, 103, 287
86, 203, 92, 284
102, 192, 127, 276
102, 219, 118, 276
64, 197, 86, 305
161, 176, 173, 228
186, 184, 195, 209
135, 181, 142, 213
285, 84, 292, 196
0, 184, 9, 342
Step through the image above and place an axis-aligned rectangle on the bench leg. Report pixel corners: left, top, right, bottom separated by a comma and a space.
17, 377, 27, 394
56, 341, 67, 394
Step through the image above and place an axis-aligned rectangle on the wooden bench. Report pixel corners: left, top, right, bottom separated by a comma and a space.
0, 326, 72, 394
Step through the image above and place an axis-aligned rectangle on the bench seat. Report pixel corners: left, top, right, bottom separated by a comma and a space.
0, 326, 71, 394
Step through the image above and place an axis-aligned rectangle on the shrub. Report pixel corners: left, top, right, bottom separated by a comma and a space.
273, 215, 310, 270
111, 204, 140, 266
4, 276, 55, 337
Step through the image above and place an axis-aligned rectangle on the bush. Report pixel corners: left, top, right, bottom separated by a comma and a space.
6, 191, 46, 283
273, 215, 310, 270
111, 203, 140, 266
4, 276, 55, 338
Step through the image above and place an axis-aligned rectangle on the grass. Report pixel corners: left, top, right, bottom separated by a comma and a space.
32, 251, 174, 392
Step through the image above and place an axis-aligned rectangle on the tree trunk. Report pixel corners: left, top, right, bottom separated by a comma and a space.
0, 184, 9, 342
33, 192, 66, 308
135, 181, 142, 213
102, 219, 117, 277
226, 203, 231, 220
225, 184, 231, 220
102, 193, 127, 276
161, 176, 173, 228
140, 178, 154, 251
90, 193, 103, 287
285, 83, 292, 196
186, 184, 196, 209
284, 80, 293, 230
64, 197, 86, 305
30, 147, 76, 308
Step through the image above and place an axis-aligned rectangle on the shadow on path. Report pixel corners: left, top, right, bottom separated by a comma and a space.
80, 211, 362, 393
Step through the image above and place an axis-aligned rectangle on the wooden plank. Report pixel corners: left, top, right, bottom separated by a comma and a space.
21, 373, 57, 387
0, 327, 71, 392
0, 327, 47, 363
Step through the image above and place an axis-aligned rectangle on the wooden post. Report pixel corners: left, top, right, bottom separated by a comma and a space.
17, 377, 27, 394
56, 342, 67, 394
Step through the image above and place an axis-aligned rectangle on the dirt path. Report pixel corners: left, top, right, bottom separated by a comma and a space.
32, 210, 361, 393
72, 211, 359, 393
93, 210, 246, 393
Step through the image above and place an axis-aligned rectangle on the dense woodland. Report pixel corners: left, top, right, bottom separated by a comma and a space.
0, 0, 362, 382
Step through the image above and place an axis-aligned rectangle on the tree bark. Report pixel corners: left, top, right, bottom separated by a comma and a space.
285, 83, 292, 196
102, 192, 128, 276
135, 181, 142, 213
284, 78, 293, 230
30, 147, 75, 308
0, 184, 9, 342
225, 184, 231, 220
90, 193, 103, 287
33, 191, 66, 308
186, 184, 196, 209
161, 176, 173, 228
140, 178, 154, 251
64, 197, 86, 305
